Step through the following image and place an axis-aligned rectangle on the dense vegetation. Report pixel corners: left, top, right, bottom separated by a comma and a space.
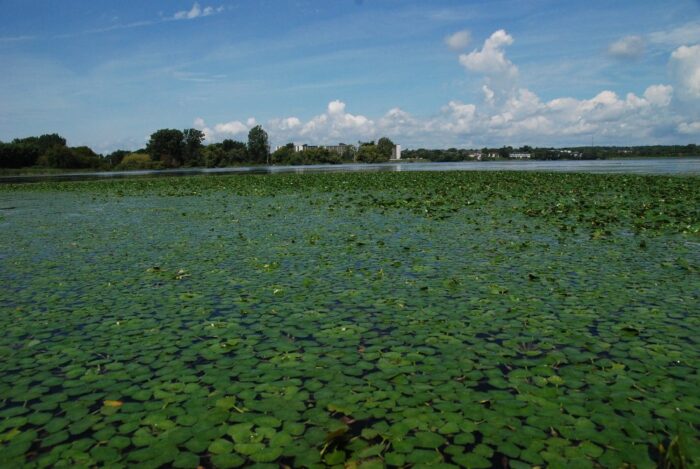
0, 134, 104, 169
0, 129, 398, 171
2, 127, 697, 171
0, 171, 698, 468
403, 144, 700, 162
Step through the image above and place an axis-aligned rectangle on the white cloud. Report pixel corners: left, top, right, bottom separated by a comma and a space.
194, 117, 252, 142
459, 30, 517, 78
678, 121, 700, 134
269, 117, 302, 131
482, 85, 495, 105
377, 108, 422, 137
197, 82, 680, 148
192, 31, 690, 148
643, 84, 673, 106
214, 121, 248, 135
671, 45, 700, 98
327, 100, 346, 115
445, 30, 471, 50
649, 21, 700, 46
299, 100, 374, 140
608, 35, 645, 59
173, 3, 223, 20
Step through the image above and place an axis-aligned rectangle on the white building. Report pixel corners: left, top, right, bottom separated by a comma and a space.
510, 153, 531, 159
391, 144, 402, 160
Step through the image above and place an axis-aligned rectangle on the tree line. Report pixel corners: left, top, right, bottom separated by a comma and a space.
403, 144, 700, 162
0, 126, 397, 170
1, 128, 697, 170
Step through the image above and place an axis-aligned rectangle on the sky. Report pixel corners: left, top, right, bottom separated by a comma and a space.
1, 0, 700, 153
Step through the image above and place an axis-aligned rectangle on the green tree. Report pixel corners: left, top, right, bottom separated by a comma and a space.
0, 142, 40, 168
117, 153, 154, 170
247, 125, 269, 164
271, 143, 295, 164
202, 145, 225, 167
221, 139, 248, 164
357, 143, 387, 163
147, 129, 184, 167
182, 128, 205, 166
107, 150, 130, 167
376, 137, 395, 160
13, 134, 67, 154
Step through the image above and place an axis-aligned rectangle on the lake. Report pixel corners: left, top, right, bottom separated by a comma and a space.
0, 171, 698, 467
1, 156, 699, 184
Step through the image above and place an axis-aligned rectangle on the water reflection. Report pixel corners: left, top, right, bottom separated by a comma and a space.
2, 157, 699, 184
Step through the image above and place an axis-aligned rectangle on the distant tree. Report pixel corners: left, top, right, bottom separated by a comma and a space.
0, 142, 40, 168
298, 147, 341, 165
339, 144, 356, 162
201, 140, 250, 167
357, 143, 387, 163
107, 150, 130, 167
13, 134, 67, 154
377, 137, 395, 159
202, 145, 225, 168
247, 125, 269, 164
221, 139, 248, 164
147, 129, 184, 166
271, 143, 295, 164
182, 128, 205, 166
116, 153, 154, 170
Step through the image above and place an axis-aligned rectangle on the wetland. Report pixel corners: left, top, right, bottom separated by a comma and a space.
0, 171, 698, 468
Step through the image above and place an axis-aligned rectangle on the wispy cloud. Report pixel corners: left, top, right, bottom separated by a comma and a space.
0, 35, 34, 43
172, 3, 224, 21
51, 3, 225, 39
76, 20, 155, 37
173, 71, 227, 83
649, 21, 700, 46
445, 30, 471, 51
608, 35, 645, 60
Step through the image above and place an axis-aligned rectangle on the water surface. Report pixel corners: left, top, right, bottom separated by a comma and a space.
2, 157, 699, 184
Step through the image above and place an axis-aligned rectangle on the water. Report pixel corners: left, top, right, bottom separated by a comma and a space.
1, 157, 699, 183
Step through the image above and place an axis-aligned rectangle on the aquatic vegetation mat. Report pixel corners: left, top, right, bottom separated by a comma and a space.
0, 171, 699, 468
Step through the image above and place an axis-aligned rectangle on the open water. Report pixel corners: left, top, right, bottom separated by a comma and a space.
1, 156, 699, 184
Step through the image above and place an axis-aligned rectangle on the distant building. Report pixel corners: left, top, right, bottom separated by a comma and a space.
510, 153, 531, 159
391, 144, 402, 160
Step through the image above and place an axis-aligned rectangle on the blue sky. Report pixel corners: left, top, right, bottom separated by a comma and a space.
1, 0, 700, 152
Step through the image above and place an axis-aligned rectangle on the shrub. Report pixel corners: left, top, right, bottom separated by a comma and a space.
116, 153, 156, 170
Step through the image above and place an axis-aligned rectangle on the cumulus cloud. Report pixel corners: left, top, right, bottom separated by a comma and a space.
193, 31, 689, 148
197, 82, 679, 148
678, 121, 700, 134
194, 117, 253, 142
268, 117, 302, 131
173, 3, 223, 20
459, 30, 518, 78
299, 100, 374, 140
643, 84, 673, 106
214, 121, 248, 135
608, 35, 645, 59
671, 44, 700, 98
445, 30, 471, 50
